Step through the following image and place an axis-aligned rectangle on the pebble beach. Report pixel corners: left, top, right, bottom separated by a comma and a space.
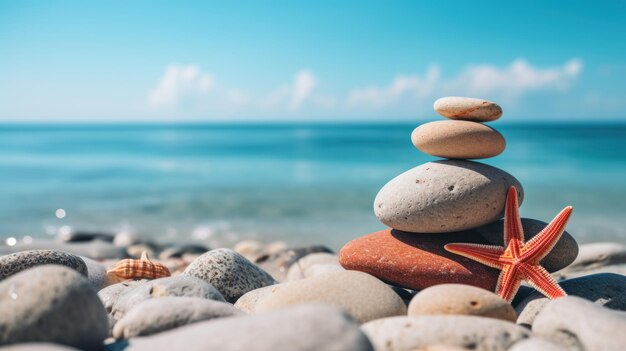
1, 97, 626, 351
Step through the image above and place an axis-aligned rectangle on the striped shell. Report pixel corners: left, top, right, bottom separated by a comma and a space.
107, 251, 171, 280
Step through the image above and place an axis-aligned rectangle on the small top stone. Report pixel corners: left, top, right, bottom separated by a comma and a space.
434, 97, 502, 122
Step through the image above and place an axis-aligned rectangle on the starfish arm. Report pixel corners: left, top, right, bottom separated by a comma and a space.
520, 263, 567, 299
521, 206, 573, 263
504, 186, 524, 246
495, 264, 523, 303
444, 243, 505, 270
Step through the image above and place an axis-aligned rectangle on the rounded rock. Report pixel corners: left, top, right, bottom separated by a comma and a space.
374, 160, 523, 233
434, 96, 503, 122
255, 270, 407, 323
183, 248, 276, 302
408, 284, 516, 322
234, 284, 287, 313
411, 121, 505, 159
0, 250, 87, 281
0, 265, 108, 349
286, 253, 340, 281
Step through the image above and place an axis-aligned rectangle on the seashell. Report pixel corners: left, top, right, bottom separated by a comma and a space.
107, 251, 171, 280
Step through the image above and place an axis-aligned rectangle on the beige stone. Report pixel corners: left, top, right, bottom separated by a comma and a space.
434, 96, 502, 122
408, 284, 516, 322
411, 120, 505, 159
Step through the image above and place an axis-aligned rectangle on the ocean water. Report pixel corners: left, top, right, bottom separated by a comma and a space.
1, 123, 625, 250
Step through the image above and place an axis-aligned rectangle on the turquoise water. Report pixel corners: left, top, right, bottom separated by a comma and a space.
1, 123, 625, 249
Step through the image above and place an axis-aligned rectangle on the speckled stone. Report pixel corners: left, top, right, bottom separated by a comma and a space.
286, 253, 340, 281
411, 121, 506, 159
112, 276, 225, 319
255, 270, 407, 324
408, 284, 516, 322
374, 160, 523, 233
255, 246, 333, 282
0, 266, 108, 349
434, 97, 503, 122
533, 296, 626, 351
113, 297, 242, 339
516, 273, 626, 326
122, 304, 373, 351
0, 250, 87, 281
361, 315, 529, 351
183, 248, 277, 302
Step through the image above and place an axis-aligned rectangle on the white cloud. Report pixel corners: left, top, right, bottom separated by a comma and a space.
148, 64, 213, 108
291, 69, 317, 109
260, 69, 321, 110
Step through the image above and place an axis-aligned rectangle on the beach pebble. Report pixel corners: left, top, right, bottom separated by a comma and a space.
374, 160, 523, 233
516, 273, 626, 326
112, 276, 225, 319
0, 250, 87, 281
234, 283, 286, 313
255, 270, 407, 323
361, 315, 529, 351
158, 244, 208, 260
79, 256, 109, 289
508, 338, 569, 351
411, 121, 505, 159
408, 284, 516, 322
0, 343, 81, 351
122, 304, 373, 351
113, 296, 242, 339
98, 280, 147, 314
567, 242, 626, 270
286, 252, 340, 281
233, 240, 265, 261
477, 218, 578, 272
126, 243, 160, 259
255, 245, 333, 282
533, 296, 626, 351
183, 248, 276, 302
434, 96, 503, 122
56, 231, 114, 243
0, 266, 108, 349
113, 231, 140, 247
0, 240, 128, 260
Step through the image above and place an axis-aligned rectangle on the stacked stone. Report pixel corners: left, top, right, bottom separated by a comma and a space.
339, 97, 579, 293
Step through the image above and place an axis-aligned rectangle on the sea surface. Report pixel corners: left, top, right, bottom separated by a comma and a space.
1, 123, 625, 250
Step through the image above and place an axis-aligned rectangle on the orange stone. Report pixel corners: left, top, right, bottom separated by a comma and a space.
339, 229, 500, 291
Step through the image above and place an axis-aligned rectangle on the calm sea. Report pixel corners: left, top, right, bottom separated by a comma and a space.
1, 123, 625, 249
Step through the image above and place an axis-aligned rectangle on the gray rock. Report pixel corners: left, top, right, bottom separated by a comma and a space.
374, 160, 524, 233
255, 270, 407, 323
477, 218, 578, 272
79, 256, 109, 289
56, 231, 114, 243
566, 242, 626, 270
183, 248, 276, 302
98, 280, 147, 314
0, 343, 81, 351
0, 240, 128, 260
123, 304, 373, 351
112, 276, 225, 319
255, 246, 333, 282
113, 296, 242, 339
361, 315, 530, 351
158, 244, 208, 260
234, 283, 286, 313
0, 250, 87, 281
533, 296, 626, 351
408, 284, 517, 322
0, 265, 108, 349
286, 253, 340, 281
509, 338, 568, 351
516, 273, 626, 326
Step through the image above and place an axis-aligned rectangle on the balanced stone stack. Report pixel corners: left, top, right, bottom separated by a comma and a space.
339, 97, 579, 293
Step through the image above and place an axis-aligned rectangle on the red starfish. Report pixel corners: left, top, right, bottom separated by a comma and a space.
444, 186, 573, 302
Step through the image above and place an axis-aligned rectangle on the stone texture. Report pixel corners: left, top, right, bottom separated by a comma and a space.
361, 315, 530, 351
98, 280, 147, 314
374, 160, 523, 233
255, 246, 333, 282
112, 276, 225, 319
234, 284, 286, 313
0, 266, 108, 349
408, 284, 516, 322
0, 240, 128, 260
533, 296, 626, 351
122, 304, 373, 351
509, 338, 569, 351
113, 297, 242, 339
516, 273, 626, 326
434, 96, 503, 122
255, 270, 407, 323
0, 250, 87, 281
286, 252, 340, 281
79, 256, 109, 289
183, 248, 276, 302
411, 120, 505, 159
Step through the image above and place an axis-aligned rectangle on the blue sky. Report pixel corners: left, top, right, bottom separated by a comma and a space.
1, 0, 625, 122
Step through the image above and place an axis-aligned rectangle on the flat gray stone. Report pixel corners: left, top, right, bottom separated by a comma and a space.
516, 273, 626, 326
361, 315, 530, 351
533, 296, 626, 351
566, 242, 626, 270
98, 280, 147, 314
255, 270, 407, 323
183, 248, 276, 302
113, 296, 242, 339
112, 276, 225, 319
0, 265, 108, 349
123, 304, 373, 351
0, 250, 87, 281
374, 160, 524, 233
0, 240, 128, 260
